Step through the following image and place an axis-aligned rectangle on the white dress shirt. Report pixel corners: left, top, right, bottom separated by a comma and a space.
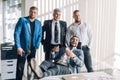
57, 53, 69, 66
66, 22, 92, 48
51, 20, 61, 45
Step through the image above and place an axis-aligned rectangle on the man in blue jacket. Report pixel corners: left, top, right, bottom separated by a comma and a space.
14, 6, 42, 80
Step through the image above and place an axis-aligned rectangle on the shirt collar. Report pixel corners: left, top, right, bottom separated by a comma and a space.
52, 19, 59, 23
73, 21, 83, 26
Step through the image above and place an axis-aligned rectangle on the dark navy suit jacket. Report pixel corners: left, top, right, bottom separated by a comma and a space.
41, 20, 67, 59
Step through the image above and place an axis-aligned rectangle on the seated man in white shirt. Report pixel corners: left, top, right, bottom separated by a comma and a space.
30, 36, 84, 79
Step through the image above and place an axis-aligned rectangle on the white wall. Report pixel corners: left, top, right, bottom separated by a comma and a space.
0, 0, 3, 43
82, 0, 116, 70
114, 0, 120, 70
0, 0, 3, 74
24, 0, 35, 16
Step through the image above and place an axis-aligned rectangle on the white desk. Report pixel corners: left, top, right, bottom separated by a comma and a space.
39, 72, 113, 80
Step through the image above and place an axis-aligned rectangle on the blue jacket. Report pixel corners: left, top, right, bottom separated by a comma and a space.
14, 16, 42, 51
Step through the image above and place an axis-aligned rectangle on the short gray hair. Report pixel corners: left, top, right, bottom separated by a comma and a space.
53, 8, 61, 13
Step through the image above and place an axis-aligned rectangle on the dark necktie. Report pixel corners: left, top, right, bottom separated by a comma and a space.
54, 22, 58, 43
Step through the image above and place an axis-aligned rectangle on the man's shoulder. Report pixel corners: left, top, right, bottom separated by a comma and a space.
43, 20, 52, 25
59, 20, 66, 23
21, 16, 40, 22
73, 49, 83, 55
18, 16, 26, 20
16, 17, 28, 23
44, 20, 52, 22
22, 16, 29, 20
81, 22, 90, 27
68, 23, 74, 28
70, 23, 74, 26
35, 19, 41, 23
59, 21, 67, 27
18, 16, 29, 21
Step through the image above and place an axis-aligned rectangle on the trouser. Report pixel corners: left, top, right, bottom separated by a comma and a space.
43, 64, 70, 77
40, 61, 70, 77
82, 45, 94, 72
16, 49, 36, 80
56, 64, 71, 75
43, 44, 51, 60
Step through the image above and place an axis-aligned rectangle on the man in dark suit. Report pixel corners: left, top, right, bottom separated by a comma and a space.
14, 6, 42, 80
42, 8, 67, 60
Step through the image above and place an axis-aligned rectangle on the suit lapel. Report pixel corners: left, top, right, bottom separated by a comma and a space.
34, 20, 37, 37
27, 22, 31, 34
25, 17, 31, 35
59, 21, 63, 42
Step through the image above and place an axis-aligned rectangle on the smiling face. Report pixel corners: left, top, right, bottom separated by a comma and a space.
53, 11, 61, 21
53, 9, 61, 21
73, 10, 81, 23
70, 36, 79, 47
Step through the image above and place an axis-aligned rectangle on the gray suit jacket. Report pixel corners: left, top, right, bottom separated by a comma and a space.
39, 47, 84, 76
69, 49, 84, 73
54, 47, 84, 73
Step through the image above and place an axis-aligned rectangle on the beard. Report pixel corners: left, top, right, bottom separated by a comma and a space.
75, 19, 81, 23
70, 43, 77, 47
29, 16, 35, 19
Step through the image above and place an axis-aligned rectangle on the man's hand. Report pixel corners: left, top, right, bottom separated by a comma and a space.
52, 46, 59, 52
17, 48, 25, 56
66, 48, 76, 58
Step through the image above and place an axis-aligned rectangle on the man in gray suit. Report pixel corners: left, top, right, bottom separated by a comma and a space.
31, 36, 84, 78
